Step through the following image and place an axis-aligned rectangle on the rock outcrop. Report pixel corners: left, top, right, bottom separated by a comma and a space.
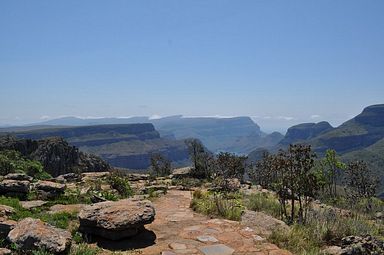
0, 179, 30, 198
0, 135, 111, 177
7, 218, 72, 254
78, 199, 155, 240
35, 180, 65, 199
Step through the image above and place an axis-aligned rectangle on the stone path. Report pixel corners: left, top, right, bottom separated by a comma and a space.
138, 190, 292, 255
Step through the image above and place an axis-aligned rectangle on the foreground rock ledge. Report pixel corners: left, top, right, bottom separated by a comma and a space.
78, 199, 155, 240
7, 218, 72, 254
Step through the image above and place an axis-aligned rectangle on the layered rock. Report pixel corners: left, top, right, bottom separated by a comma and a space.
78, 199, 155, 240
35, 180, 65, 199
7, 218, 72, 254
0, 179, 30, 198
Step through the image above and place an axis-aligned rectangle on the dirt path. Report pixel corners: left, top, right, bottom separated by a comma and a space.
137, 190, 292, 255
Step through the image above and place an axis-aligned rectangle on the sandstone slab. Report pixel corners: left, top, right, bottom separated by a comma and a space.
198, 244, 235, 255
78, 199, 155, 240
7, 218, 71, 254
0, 180, 30, 197
20, 200, 47, 210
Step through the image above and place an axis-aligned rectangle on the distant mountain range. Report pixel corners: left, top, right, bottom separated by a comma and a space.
248, 104, 384, 196
4, 115, 283, 155
2, 104, 383, 193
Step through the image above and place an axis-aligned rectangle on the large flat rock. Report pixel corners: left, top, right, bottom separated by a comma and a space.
78, 199, 155, 240
7, 218, 71, 254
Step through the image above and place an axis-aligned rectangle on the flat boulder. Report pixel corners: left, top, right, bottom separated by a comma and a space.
241, 210, 289, 237
4, 173, 33, 182
0, 180, 30, 197
0, 205, 15, 217
78, 199, 155, 240
7, 218, 72, 254
0, 218, 17, 238
20, 200, 48, 210
54, 173, 81, 183
35, 181, 65, 199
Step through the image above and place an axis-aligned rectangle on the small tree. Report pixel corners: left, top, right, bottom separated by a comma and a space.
215, 152, 247, 180
248, 151, 276, 189
319, 149, 346, 198
184, 139, 212, 178
150, 153, 171, 177
273, 144, 318, 224
344, 161, 379, 211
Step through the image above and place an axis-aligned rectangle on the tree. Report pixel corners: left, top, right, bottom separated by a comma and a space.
150, 153, 171, 177
215, 152, 247, 180
344, 161, 379, 211
318, 149, 346, 198
273, 144, 318, 224
248, 151, 276, 189
184, 139, 212, 178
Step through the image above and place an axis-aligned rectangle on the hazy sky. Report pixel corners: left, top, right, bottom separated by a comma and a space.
1, 0, 383, 132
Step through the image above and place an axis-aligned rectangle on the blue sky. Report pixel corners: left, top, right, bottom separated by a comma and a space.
1, 0, 383, 132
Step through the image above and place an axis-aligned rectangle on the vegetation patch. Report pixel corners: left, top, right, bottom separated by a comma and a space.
190, 190, 244, 221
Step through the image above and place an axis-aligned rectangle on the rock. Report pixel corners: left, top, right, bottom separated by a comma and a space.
323, 246, 342, 255
7, 218, 71, 253
49, 204, 85, 214
35, 180, 65, 199
0, 205, 15, 217
241, 210, 289, 237
126, 173, 149, 181
81, 172, 110, 182
340, 235, 384, 255
0, 179, 30, 197
0, 136, 111, 177
140, 185, 168, 194
161, 252, 176, 255
197, 235, 219, 243
90, 194, 107, 203
78, 199, 155, 240
225, 178, 241, 191
0, 248, 11, 255
20, 200, 47, 210
3, 173, 33, 182
375, 212, 383, 219
171, 167, 192, 179
198, 244, 235, 255
54, 173, 81, 183
169, 242, 187, 250
0, 219, 16, 238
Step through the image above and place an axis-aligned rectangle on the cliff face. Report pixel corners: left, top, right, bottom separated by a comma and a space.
0, 136, 111, 176
6, 124, 189, 170
279, 121, 333, 146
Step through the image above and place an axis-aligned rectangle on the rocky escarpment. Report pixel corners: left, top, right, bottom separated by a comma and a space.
0, 135, 110, 177
3, 124, 189, 170
279, 121, 333, 145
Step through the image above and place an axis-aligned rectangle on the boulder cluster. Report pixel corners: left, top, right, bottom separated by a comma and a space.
0, 171, 158, 254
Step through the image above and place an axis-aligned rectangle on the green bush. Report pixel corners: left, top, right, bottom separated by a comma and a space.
190, 190, 244, 221
245, 193, 281, 218
107, 171, 133, 198
39, 212, 77, 229
269, 209, 382, 255
70, 243, 99, 255
0, 150, 51, 179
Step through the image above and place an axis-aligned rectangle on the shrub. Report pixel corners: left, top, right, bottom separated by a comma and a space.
70, 243, 99, 255
245, 193, 281, 218
0, 150, 51, 179
190, 190, 244, 221
39, 212, 77, 229
107, 171, 133, 198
